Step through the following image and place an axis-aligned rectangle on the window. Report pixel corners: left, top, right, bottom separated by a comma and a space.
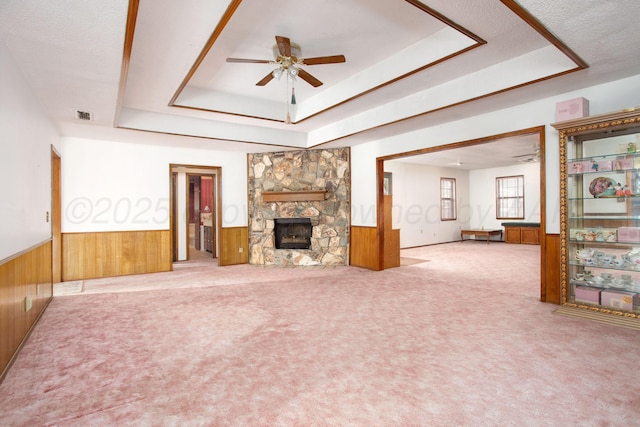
440, 178, 456, 220
496, 175, 524, 219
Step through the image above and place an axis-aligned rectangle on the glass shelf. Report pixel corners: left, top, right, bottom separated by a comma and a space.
569, 239, 640, 246
567, 196, 640, 201
568, 260, 639, 271
568, 216, 640, 220
567, 151, 640, 163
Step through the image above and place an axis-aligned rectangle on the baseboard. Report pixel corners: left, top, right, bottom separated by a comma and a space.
0, 296, 53, 385
554, 306, 640, 331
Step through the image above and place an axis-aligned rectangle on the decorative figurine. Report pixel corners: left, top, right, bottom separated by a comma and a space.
600, 183, 616, 197
624, 185, 633, 196
591, 160, 599, 171
615, 182, 624, 196
572, 162, 583, 173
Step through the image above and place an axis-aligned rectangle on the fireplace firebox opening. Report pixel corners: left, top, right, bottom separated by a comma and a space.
274, 218, 312, 250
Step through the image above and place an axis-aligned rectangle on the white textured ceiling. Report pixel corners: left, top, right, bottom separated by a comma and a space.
1, 0, 640, 166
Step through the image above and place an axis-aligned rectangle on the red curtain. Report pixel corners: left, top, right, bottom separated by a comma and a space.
201, 177, 213, 214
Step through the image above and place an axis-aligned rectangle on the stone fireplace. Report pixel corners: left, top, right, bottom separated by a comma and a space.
247, 148, 350, 266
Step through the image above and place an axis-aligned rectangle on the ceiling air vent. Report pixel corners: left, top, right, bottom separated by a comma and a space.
75, 110, 93, 121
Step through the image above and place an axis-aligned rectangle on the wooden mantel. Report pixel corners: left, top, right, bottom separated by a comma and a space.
262, 190, 327, 203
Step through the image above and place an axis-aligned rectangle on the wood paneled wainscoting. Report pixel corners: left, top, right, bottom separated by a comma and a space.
219, 227, 249, 266
350, 225, 400, 271
542, 233, 561, 304
62, 230, 172, 281
1, 240, 52, 381
350, 226, 381, 270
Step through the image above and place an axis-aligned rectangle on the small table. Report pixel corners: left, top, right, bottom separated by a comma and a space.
460, 229, 503, 244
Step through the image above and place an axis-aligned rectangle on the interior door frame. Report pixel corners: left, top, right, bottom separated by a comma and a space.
51, 146, 62, 283
169, 164, 221, 262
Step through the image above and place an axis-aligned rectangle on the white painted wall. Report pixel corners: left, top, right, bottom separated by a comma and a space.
0, 45, 60, 260
351, 74, 640, 234
61, 137, 248, 232
383, 160, 538, 247
383, 161, 470, 247
468, 162, 540, 230
176, 171, 187, 260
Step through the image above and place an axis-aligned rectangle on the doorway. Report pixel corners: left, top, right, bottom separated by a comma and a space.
187, 174, 217, 260
170, 165, 221, 262
377, 126, 546, 298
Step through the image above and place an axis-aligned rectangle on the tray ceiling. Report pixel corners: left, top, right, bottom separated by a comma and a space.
2, 0, 640, 157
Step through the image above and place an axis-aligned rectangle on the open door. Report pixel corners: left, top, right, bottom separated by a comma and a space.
171, 171, 179, 262
200, 175, 216, 257
188, 175, 201, 256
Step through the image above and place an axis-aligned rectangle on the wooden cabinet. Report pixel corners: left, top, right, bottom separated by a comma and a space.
502, 223, 540, 245
521, 228, 540, 245
554, 107, 640, 328
505, 226, 522, 243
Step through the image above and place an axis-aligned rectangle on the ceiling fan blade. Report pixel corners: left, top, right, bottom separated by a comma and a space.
297, 68, 323, 87
302, 55, 346, 65
275, 35, 291, 57
226, 58, 272, 64
256, 72, 275, 86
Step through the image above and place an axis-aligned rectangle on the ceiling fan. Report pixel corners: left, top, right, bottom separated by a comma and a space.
226, 35, 346, 88
512, 143, 541, 163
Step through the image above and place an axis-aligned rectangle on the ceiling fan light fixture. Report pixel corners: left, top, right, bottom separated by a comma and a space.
230, 36, 346, 124
272, 68, 283, 80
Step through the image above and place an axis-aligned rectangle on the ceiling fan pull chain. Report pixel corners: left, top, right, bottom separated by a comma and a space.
285, 74, 292, 124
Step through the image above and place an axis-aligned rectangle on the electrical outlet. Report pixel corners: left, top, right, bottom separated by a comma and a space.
239, 247, 244, 253
23, 296, 33, 312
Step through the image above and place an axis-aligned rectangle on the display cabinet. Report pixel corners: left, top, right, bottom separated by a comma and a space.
554, 107, 640, 328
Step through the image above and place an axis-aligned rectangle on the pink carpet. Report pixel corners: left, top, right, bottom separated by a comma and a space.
1, 242, 639, 425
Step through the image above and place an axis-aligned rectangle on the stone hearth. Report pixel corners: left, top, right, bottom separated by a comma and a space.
248, 148, 350, 266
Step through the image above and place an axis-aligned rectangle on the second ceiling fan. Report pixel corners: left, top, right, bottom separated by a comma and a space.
226, 35, 346, 87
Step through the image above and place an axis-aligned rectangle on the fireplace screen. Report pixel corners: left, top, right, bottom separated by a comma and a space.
274, 218, 312, 249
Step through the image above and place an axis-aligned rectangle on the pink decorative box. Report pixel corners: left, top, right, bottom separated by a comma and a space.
600, 289, 636, 311
617, 227, 640, 243
556, 97, 589, 122
574, 285, 601, 304
613, 158, 634, 170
